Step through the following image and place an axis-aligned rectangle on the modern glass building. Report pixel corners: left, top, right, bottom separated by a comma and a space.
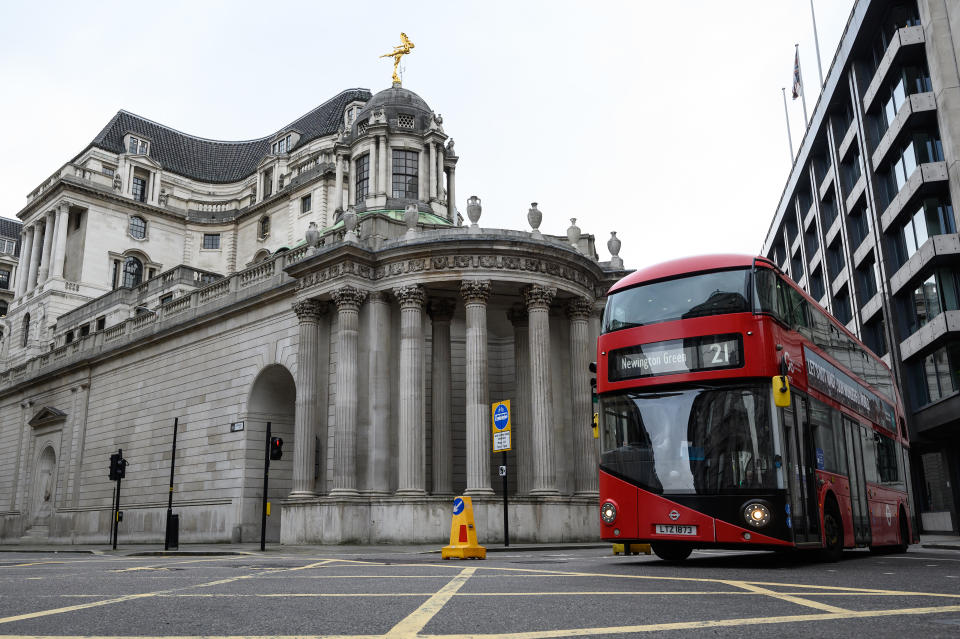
763, 0, 960, 533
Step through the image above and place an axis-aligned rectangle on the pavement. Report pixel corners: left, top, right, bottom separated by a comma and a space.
2, 535, 959, 556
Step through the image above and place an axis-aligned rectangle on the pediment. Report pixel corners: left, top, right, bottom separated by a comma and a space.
29, 406, 67, 428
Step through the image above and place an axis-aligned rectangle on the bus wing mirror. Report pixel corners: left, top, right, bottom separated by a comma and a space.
773, 375, 791, 407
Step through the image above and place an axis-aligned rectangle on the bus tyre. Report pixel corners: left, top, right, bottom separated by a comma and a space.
892, 509, 909, 554
821, 505, 843, 562
652, 542, 692, 562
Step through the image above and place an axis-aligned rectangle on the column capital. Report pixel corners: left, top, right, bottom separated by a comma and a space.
428, 297, 456, 322
523, 284, 556, 311
331, 286, 368, 311
292, 299, 328, 322
566, 297, 593, 321
460, 279, 491, 305
393, 284, 426, 309
507, 304, 528, 326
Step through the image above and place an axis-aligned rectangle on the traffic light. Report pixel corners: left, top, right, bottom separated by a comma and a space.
589, 362, 597, 401
109, 453, 127, 480
270, 436, 283, 460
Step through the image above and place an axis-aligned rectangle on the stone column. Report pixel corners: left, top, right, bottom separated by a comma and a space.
394, 284, 426, 495
429, 143, 437, 200
568, 297, 598, 495
330, 286, 367, 495
366, 291, 391, 494
368, 141, 378, 198
51, 204, 69, 281
378, 136, 388, 196
290, 299, 326, 498
37, 212, 55, 285
348, 156, 356, 207
334, 153, 344, 213
525, 284, 558, 495
508, 305, 532, 495
461, 279, 493, 495
419, 147, 428, 201
26, 222, 43, 293
446, 166, 456, 222
15, 226, 34, 297
437, 145, 445, 200
429, 298, 456, 495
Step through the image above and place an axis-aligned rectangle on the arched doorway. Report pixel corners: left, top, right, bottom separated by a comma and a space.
243, 365, 296, 542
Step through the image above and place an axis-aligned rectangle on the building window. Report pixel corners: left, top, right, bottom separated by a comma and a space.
103, 166, 115, 178
271, 134, 291, 155
22, 313, 30, 347
129, 216, 146, 239
128, 137, 148, 155
809, 266, 825, 302
122, 256, 143, 288
73, 210, 83, 231
847, 203, 872, 247
301, 194, 312, 214
392, 149, 418, 199
833, 286, 853, 325
356, 154, 370, 200
203, 233, 221, 250
0, 300, 7, 317
826, 239, 845, 280
259, 216, 270, 239
903, 268, 960, 335
65, 330, 74, 344
0, 269, 9, 290
397, 113, 415, 129
0, 238, 15, 254
263, 168, 273, 198
96, 316, 106, 331
855, 259, 879, 303
893, 198, 956, 266
80, 324, 90, 337
132, 176, 147, 203
912, 342, 960, 408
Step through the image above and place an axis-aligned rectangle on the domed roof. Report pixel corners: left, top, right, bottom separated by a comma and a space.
357, 85, 433, 119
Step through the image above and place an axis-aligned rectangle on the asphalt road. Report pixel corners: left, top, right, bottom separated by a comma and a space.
1, 545, 960, 638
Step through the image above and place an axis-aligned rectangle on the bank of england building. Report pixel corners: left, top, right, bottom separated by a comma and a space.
0, 80, 627, 545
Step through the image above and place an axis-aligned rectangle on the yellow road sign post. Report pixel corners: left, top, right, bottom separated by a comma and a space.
492, 400, 511, 547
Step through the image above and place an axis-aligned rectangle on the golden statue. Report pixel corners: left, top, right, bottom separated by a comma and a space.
380, 32, 414, 85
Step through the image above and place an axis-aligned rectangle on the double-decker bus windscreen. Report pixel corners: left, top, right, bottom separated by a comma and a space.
600, 383, 776, 494
603, 268, 751, 332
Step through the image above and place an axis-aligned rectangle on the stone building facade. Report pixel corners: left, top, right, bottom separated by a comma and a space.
0, 82, 627, 544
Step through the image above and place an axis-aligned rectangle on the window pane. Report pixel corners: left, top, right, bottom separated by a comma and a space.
203, 234, 220, 249
122, 256, 143, 288
129, 216, 146, 239
132, 177, 146, 203
391, 149, 418, 199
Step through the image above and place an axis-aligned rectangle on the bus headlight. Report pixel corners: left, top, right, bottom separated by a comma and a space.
743, 502, 771, 528
601, 501, 617, 524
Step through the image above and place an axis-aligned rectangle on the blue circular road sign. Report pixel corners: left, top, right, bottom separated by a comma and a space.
493, 404, 509, 430
452, 497, 465, 515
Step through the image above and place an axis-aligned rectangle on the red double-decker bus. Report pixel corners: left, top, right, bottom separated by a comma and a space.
597, 254, 916, 561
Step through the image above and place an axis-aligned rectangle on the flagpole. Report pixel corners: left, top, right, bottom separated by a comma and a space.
782, 87, 795, 163
810, 0, 824, 86
796, 44, 810, 125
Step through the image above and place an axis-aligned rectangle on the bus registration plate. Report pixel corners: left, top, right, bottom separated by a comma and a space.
655, 524, 697, 536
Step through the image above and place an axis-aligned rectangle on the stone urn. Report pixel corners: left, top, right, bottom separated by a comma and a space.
608, 231, 624, 269
305, 221, 320, 252
404, 204, 419, 238
567, 218, 581, 249
527, 202, 542, 236
466, 195, 482, 233
343, 207, 358, 243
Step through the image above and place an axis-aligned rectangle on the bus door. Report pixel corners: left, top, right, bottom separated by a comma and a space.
781, 393, 820, 545
843, 417, 871, 546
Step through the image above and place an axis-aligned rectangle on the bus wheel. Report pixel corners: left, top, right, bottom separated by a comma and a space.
652, 542, 692, 562
822, 505, 844, 562
892, 509, 909, 554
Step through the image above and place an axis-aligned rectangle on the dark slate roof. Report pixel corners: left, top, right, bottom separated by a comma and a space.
78, 88, 372, 184
0, 217, 22, 257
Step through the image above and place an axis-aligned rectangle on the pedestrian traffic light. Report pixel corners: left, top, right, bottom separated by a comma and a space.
270, 436, 283, 460
117, 457, 127, 479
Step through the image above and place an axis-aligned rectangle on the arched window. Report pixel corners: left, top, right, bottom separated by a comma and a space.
0, 300, 7, 317
122, 256, 143, 288
22, 313, 30, 347
259, 216, 270, 239
253, 249, 271, 263
129, 216, 146, 239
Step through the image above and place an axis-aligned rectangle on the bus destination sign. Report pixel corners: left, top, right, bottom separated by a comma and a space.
803, 346, 895, 431
609, 334, 743, 382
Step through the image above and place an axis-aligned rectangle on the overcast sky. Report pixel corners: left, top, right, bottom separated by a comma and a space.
0, 0, 855, 271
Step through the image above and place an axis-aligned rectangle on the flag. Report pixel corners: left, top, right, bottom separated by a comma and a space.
792, 47, 802, 99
